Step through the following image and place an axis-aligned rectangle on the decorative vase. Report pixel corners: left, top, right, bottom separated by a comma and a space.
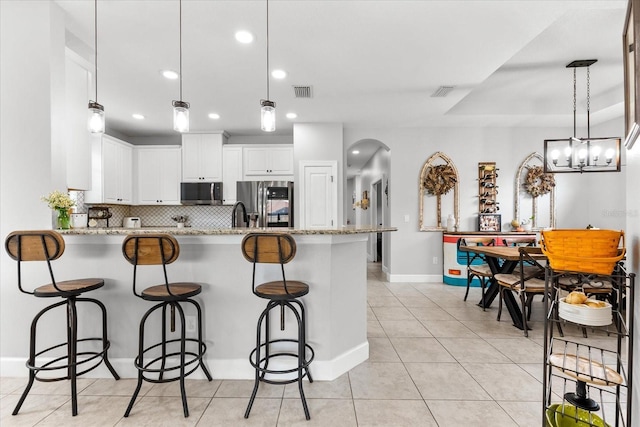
56, 208, 71, 230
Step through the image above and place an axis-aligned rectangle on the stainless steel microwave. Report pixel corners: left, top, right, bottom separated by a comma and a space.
180, 182, 223, 205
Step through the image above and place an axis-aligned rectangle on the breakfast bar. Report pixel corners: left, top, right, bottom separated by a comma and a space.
23, 226, 395, 382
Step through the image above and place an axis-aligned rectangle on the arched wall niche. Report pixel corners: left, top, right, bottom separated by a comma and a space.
514, 152, 556, 229
419, 151, 459, 231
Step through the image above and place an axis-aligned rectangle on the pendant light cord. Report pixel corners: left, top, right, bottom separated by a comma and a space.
587, 66, 591, 140
94, 0, 98, 102
571, 66, 593, 140
266, 0, 270, 100
572, 67, 576, 139
179, 0, 183, 101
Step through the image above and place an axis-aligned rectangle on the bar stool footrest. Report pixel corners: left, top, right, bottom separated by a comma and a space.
27, 337, 113, 381
134, 338, 208, 382
249, 338, 314, 381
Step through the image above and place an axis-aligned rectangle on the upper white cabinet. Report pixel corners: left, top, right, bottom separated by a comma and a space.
222, 145, 243, 204
243, 145, 294, 177
85, 135, 133, 205
182, 132, 227, 182
136, 146, 181, 205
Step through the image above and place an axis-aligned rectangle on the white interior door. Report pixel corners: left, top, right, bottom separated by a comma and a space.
299, 161, 338, 229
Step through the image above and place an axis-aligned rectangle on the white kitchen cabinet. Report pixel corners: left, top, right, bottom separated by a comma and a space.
136, 146, 181, 205
85, 134, 133, 205
182, 132, 227, 182
222, 145, 243, 204
243, 145, 294, 177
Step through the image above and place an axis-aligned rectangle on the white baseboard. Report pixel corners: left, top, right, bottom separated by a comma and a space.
387, 274, 442, 283
1, 342, 369, 382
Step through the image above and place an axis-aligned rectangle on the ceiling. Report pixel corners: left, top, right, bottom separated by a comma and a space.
55, 0, 629, 174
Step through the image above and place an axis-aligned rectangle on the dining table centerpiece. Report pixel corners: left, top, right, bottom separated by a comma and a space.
42, 190, 76, 229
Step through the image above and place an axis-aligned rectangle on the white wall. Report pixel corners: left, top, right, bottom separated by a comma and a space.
625, 133, 640, 423
345, 121, 627, 281
1, 0, 67, 359
228, 134, 293, 145
293, 123, 344, 227
355, 147, 391, 269
346, 177, 356, 225
128, 135, 181, 146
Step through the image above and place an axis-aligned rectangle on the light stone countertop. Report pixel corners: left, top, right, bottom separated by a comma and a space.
58, 225, 397, 236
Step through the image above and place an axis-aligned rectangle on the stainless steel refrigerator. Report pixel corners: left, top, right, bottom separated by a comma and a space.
236, 181, 294, 227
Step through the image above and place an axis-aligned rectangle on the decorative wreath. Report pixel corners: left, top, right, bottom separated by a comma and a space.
422, 165, 457, 196
524, 166, 555, 197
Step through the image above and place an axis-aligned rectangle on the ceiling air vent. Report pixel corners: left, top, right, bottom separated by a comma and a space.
431, 86, 455, 97
293, 85, 313, 98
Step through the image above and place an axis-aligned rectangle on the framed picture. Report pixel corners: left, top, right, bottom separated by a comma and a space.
623, 0, 640, 149
478, 213, 501, 232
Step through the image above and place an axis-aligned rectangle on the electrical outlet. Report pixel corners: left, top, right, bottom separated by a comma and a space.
186, 315, 197, 333
432, 256, 438, 264
404, 214, 410, 223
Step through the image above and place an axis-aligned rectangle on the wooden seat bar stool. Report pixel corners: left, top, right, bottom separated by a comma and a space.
121, 234, 212, 418
242, 233, 315, 420
5, 230, 120, 416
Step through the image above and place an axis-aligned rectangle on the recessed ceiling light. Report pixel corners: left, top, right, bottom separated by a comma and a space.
162, 70, 179, 80
235, 31, 254, 44
132, 113, 145, 120
286, 112, 297, 119
208, 113, 220, 119
352, 150, 360, 154
272, 69, 287, 79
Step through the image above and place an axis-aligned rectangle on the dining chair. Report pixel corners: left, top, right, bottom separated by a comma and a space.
458, 237, 495, 310
502, 236, 542, 278
494, 246, 547, 336
502, 236, 536, 247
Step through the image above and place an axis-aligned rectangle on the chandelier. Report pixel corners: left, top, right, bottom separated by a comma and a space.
543, 60, 621, 173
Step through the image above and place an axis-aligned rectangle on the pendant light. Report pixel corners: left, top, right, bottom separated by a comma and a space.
543, 60, 621, 173
87, 0, 105, 134
260, 0, 276, 132
172, 0, 189, 133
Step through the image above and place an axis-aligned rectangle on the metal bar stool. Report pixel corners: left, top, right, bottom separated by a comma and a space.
121, 234, 212, 418
5, 230, 120, 416
242, 233, 314, 420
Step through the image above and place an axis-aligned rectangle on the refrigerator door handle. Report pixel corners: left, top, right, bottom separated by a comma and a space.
257, 181, 264, 227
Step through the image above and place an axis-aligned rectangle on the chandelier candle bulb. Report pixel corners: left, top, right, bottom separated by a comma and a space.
605, 148, 615, 163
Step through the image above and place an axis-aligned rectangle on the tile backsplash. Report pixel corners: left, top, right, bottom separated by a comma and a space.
130, 205, 233, 228
72, 191, 233, 228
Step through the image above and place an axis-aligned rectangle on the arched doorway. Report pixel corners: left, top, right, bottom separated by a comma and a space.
345, 139, 391, 272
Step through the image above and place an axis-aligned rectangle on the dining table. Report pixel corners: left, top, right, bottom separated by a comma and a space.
458, 245, 547, 330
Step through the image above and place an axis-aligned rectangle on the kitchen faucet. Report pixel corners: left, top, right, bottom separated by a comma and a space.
231, 201, 247, 228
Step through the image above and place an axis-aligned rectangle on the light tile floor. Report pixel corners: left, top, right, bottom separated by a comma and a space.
0, 262, 623, 426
